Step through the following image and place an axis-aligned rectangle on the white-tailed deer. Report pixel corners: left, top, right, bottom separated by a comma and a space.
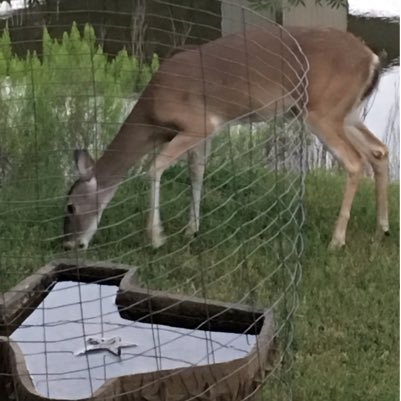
63, 25, 389, 250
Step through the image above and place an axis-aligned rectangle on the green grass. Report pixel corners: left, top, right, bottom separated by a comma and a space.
0, 167, 398, 400
293, 173, 399, 401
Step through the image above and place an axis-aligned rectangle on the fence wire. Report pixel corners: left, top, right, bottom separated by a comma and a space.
0, 1, 306, 400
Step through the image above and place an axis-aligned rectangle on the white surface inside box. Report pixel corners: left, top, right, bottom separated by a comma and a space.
11, 281, 256, 399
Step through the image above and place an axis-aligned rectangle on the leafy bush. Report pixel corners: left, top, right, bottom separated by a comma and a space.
0, 22, 159, 190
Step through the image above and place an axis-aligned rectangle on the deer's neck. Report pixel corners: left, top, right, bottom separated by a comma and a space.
94, 107, 161, 194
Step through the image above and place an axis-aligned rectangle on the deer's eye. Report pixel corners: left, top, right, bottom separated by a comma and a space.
67, 204, 75, 215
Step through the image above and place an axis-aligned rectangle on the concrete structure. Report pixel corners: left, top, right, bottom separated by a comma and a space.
222, 0, 347, 34
221, 0, 275, 35
283, 0, 347, 30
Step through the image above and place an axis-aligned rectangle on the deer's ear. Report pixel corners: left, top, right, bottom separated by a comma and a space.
74, 149, 95, 181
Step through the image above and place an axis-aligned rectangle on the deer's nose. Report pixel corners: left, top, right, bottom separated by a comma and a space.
63, 241, 86, 251
63, 238, 74, 250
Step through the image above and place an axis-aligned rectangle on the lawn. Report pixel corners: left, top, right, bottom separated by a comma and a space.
0, 166, 398, 400
293, 173, 399, 401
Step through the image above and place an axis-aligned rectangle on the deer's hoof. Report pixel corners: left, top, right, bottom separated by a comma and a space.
151, 233, 166, 249
147, 225, 166, 249
184, 225, 199, 238
328, 238, 345, 251
374, 228, 390, 242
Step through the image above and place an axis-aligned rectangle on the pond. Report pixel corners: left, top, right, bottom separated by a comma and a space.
349, 0, 400, 180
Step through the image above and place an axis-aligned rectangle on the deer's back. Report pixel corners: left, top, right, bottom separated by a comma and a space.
141, 26, 375, 129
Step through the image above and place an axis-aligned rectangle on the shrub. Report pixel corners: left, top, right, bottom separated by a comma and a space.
0, 22, 160, 189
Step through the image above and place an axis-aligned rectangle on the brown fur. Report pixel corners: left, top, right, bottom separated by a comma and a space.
64, 26, 389, 250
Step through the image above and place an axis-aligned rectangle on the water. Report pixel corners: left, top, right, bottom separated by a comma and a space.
349, 0, 399, 19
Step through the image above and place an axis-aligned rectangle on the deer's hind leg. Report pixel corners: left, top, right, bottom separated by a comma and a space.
307, 112, 365, 249
345, 119, 389, 239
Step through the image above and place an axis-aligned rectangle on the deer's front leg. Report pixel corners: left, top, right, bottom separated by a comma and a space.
186, 140, 211, 237
147, 165, 166, 249
147, 132, 208, 248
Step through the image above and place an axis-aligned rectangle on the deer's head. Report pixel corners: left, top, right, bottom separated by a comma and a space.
63, 150, 101, 250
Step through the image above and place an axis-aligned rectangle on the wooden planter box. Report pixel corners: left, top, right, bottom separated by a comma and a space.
0, 260, 275, 401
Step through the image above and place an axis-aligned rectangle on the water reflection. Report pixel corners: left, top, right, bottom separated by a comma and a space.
363, 66, 399, 179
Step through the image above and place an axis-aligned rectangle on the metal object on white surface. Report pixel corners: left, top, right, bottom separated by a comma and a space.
74, 336, 137, 356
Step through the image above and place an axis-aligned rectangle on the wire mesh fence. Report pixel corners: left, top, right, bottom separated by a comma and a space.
0, 1, 306, 400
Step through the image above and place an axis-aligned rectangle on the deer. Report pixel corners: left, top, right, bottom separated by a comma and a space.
63, 25, 389, 251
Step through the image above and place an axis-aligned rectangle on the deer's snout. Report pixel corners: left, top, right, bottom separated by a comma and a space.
63, 240, 88, 251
